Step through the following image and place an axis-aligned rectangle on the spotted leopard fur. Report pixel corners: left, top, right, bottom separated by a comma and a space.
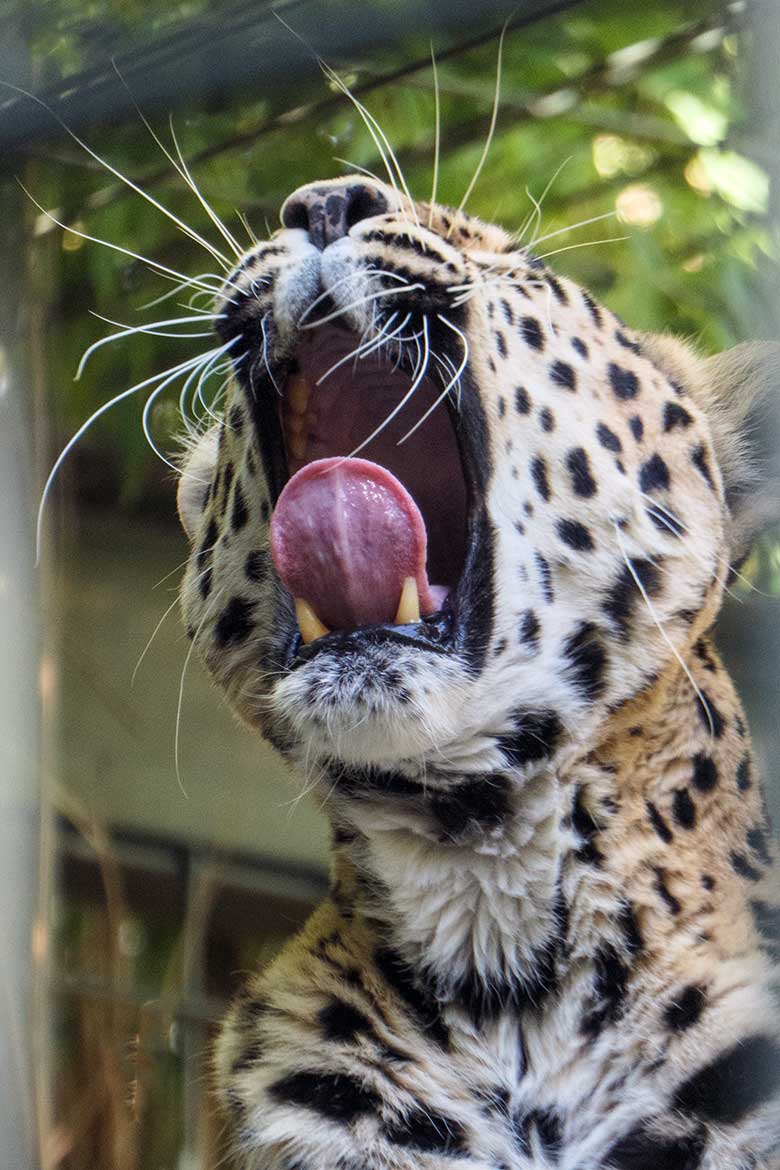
177, 177, 780, 1169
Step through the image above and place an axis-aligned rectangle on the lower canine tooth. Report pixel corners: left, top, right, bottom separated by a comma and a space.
394, 576, 421, 625
295, 599, 330, 644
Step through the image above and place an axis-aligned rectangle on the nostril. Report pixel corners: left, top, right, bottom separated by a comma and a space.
344, 185, 387, 229
281, 199, 310, 232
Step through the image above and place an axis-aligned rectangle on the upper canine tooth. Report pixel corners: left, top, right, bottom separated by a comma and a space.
288, 373, 311, 416
394, 576, 421, 625
295, 599, 331, 644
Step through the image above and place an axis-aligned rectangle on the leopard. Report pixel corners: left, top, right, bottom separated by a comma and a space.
175, 174, 780, 1169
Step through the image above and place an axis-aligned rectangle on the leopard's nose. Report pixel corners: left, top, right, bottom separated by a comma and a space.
280, 180, 389, 251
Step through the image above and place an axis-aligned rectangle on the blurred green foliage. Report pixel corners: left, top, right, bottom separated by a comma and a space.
16, 0, 777, 520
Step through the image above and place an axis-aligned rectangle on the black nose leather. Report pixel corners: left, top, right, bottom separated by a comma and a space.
281, 182, 389, 250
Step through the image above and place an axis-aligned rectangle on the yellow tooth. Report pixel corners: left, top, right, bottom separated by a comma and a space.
394, 576, 421, 625
288, 373, 311, 416
295, 599, 331, 644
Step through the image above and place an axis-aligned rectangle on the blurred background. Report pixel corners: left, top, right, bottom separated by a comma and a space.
0, 0, 778, 1166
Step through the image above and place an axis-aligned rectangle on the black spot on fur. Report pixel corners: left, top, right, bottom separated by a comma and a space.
318, 999, 375, 1043
672, 788, 696, 829
654, 867, 681, 914
329, 762, 424, 799
663, 401, 694, 431
545, 272, 568, 304
572, 785, 602, 864
646, 800, 673, 844
497, 708, 562, 767
521, 316, 544, 351
557, 518, 594, 551
696, 691, 724, 737
597, 422, 622, 453
646, 502, 684, 537
615, 329, 641, 355
629, 415, 644, 441
572, 336, 588, 358
531, 456, 551, 501
495, 330, 508, 359
536, 551, 554, 603
260, 499, 270, 523
691, 443, 715, 490
582, 944, 629, 1038
691, 754, 718, 792
431, 774, 512, 839
513, 1109, 563, 1156
384, 1108, 468, 1154
602, 558, 661, 639
540, 406, 555, 431
665, 985, 706, 1032
639, 453, 670, 493
515, 385, 531, 413
228, 403, 244, 433
619, 901, 643, 954
245, 549, 268, 582
373, 948, 449, 1049
747, 827, 772, 867
567, 447, 598, 499
582, 289, 602, 326
231, 480, 249, 530
501, 298, 514, 326
519, 609, 540, 651
605, 1123, 706, 1169
751, 899, 780, 961
737, 755, 752, 791
673, 1034, 780, 1124
731, 851, 762, 882
701, 874, 715, 891
268, 1069, 380, 1121
564, 621, 607, 701
550, 360, 577, 391
609, 363, 639, 400
215, 597, 254, 646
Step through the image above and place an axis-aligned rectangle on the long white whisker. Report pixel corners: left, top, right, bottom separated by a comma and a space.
36, 347, 222, 561
315, 313, 400, 385
297, 267, 408, 326
534, 236, 629, 261
168, 116, 244, 258
260, 315, 281, 394
452, 20, 507, 227
111, 59, 244, 264
612, 521, 714, 737
2, 82, 233, 269
19, 182, 225, 298
332, 157, 386, 187
301, 284, 425, 330
348, 316, 430, 458
324, 64, 419, 232
520, 156, 573, 246
529, 211, 618, 250
132, 593, 185, 687
138, 272, 236, 311
397, 313, 468, 444
76, 313, 221, 379
142, 339, 238, 473
175, 586, 226, 797
428, 42, 441, 228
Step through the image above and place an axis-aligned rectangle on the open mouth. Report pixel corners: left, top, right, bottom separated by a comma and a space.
264, 324, 470, 659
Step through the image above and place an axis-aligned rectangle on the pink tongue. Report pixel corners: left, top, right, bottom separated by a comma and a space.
270, 457, 438, 631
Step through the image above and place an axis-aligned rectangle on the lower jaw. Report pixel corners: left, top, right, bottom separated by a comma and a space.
285, 604, 456, 671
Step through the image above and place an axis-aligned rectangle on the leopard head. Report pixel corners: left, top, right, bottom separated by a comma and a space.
177, 176, 778, 774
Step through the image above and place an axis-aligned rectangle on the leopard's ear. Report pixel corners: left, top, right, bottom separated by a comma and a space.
642, 335, 780, 563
